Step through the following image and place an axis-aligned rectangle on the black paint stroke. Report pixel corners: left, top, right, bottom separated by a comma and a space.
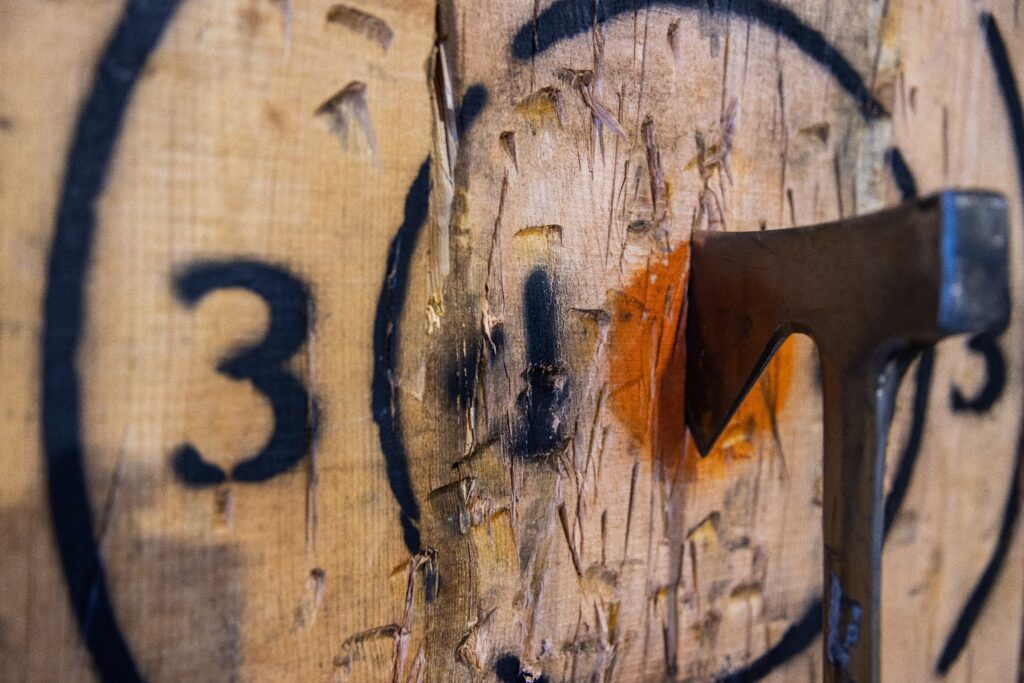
495, 653, 552, 683
372, 157, 430, 554
41, 0, 183, 680
171, 446, 228, 485
936, 13, 1024, 674
983, 13, 1024, 208
513, 268, 569, 458
524, 269, 558, 368
884, 349, 933, 535
951, 332, 1006, 413
511, 0, 886, 119
171, 260, 315, 484
371, 85, 488, 554
718, 598, 822, 682
459, 83, 490, 134
886, 147, 919, 200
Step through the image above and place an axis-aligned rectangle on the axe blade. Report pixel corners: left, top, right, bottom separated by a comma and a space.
682, 191, 1009, 681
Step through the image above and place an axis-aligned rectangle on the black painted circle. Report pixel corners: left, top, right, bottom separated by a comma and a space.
42, 1, 183, 680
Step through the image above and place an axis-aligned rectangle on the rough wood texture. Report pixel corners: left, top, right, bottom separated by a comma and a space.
0, 0, 1022, 681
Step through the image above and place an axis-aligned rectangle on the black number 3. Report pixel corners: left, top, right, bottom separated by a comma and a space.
170, 260, 316, 486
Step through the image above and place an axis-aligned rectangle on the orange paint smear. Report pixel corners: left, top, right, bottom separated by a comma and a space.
607, 245, 690, 468
607, 242, 797, 478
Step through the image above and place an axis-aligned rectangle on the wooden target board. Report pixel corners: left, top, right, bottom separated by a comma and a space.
0, 0, 1022, 681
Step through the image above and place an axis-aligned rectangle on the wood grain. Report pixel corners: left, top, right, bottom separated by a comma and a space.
0, 0, 1021, 681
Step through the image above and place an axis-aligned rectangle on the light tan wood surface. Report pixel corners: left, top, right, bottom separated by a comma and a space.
0, 0, 1022, 681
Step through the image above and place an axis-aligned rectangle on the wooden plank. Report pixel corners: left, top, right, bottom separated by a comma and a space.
0, 0, 1021, 681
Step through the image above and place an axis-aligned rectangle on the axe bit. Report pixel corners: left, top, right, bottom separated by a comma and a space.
683, 191, 1010, 682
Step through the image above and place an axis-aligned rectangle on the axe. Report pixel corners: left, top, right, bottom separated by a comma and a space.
683, 191, 1010, 681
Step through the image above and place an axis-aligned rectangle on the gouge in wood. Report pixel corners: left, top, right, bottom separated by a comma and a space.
684, 191, 1010, 682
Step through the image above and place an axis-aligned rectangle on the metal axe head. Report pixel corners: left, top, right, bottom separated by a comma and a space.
684, 191, 1009, 456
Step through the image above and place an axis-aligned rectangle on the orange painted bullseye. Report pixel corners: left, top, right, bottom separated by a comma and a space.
607, 241, 796, 476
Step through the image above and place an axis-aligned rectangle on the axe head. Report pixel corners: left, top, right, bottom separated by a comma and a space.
683, 191, 1010, 456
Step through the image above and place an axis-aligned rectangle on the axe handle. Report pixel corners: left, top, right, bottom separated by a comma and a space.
821, 354, 908, 682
